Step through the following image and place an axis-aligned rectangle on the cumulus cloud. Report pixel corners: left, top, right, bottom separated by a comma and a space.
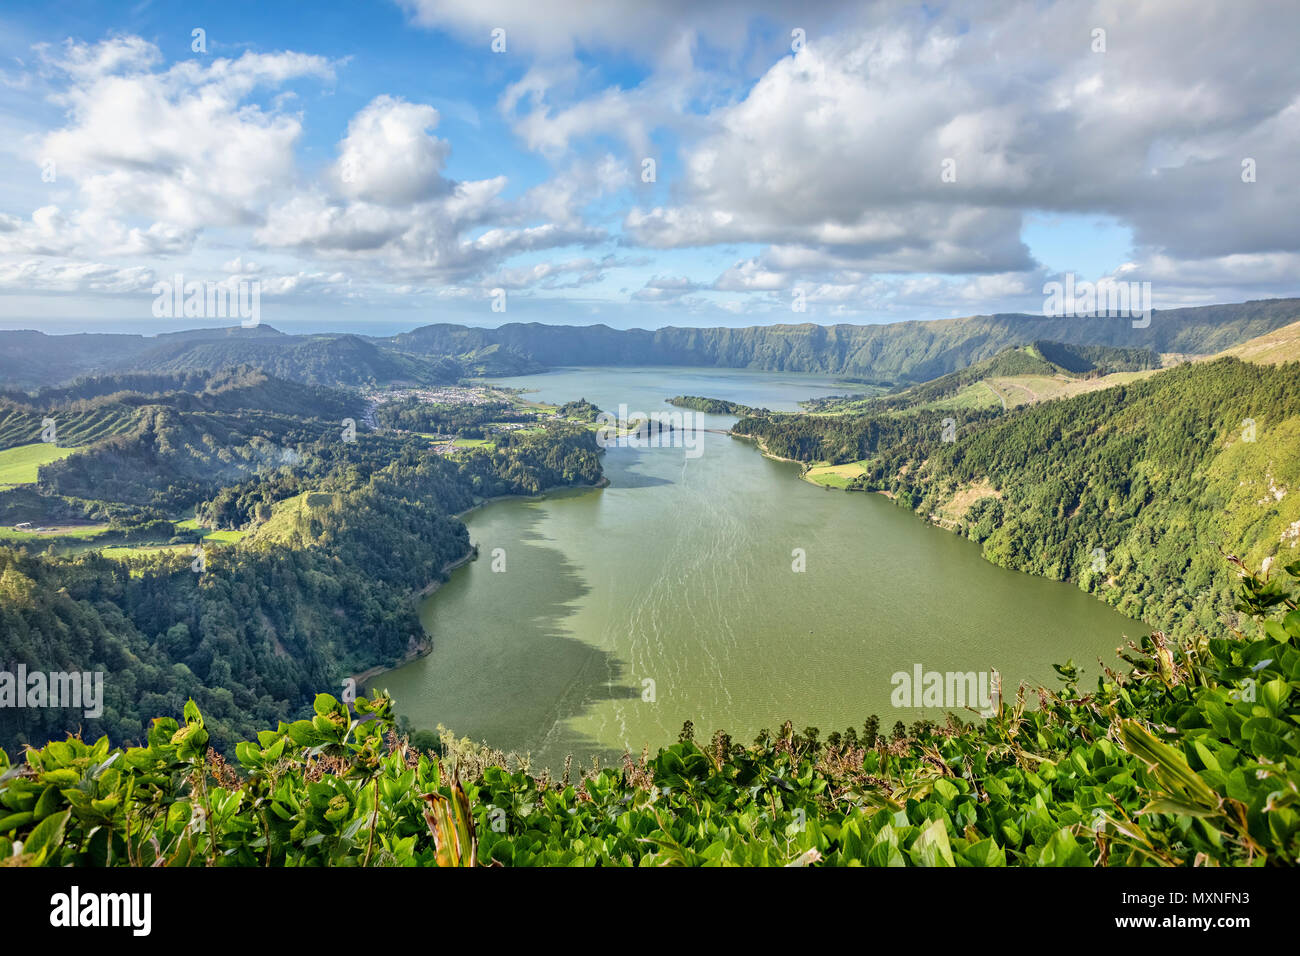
3, 3, 1297, 320
559, 0, 1298, 302
332, 96, 452, 206
32, 38, 335, 236
253, 97, 617, 286
0, 257, 156, 294
2, 38, 611, 299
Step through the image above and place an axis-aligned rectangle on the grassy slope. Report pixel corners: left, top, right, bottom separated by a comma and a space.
241, 490, 338, 548
1214, 318, 1300, 366
933, 318, 1300, 411
801, 325, 1298, 489
0, 443, 77, 486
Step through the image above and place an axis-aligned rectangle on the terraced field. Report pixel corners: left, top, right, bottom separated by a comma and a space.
0, 405, 139, 450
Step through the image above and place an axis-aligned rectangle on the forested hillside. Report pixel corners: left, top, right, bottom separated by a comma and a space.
0, 369, 604, 755
846, 341, 1158, 412
4, 298, 1292, 390
0, 326, 539, 390
735, 356, 1300, 637
116, 334, 465, 387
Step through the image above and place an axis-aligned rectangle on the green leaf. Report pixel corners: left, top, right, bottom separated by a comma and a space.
1037, 828, 1090, 866
1118, 720, 1221, 815
24, 809, 70, 863
1283, 610, 1300, 639
961, 838, 1006, 867
912, 818, 955, 867
0, 810, 34, 832
1260, 678, 1290, 717
33, 785, 62, 821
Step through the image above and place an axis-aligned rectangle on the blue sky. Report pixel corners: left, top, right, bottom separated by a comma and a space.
0, 0, 1294, 335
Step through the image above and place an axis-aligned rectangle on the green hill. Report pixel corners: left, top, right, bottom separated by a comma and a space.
736, 356, 1300, 638
381, 297, 1300, 382
7, 297, 1290, 391
117, 334, 462, 387
0, 383, 603, 756
1215, 318, 1300, 366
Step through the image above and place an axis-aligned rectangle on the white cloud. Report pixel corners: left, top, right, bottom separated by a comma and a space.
398, 0, 847, 59
332, 96, 452, 206
3, 4, 1297, 322
631, 274, 706, 301
31, 39, 335, 237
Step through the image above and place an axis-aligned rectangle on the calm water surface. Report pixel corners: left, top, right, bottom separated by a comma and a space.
375, 367, 1143, 769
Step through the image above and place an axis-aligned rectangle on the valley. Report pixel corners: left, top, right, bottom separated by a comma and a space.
2, 304, 1298, 868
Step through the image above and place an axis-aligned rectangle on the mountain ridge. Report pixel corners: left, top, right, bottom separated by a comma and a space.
3, 296, 1297, 388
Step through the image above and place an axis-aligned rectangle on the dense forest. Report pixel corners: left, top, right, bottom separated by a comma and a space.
555, 398, 602, 421
667, 395, 758, 415
0, 369, 603, 755
736, 356, 1300, 638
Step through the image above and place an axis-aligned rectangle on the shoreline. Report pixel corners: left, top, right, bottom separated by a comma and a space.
414, 545, 479, 598
451, 476, 610, 522
733, 430, 893, 497
730, 431, 809, 471
734, 429, 1148, 630
351, 475, 610, 688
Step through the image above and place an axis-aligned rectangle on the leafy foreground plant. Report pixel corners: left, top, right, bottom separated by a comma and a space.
2, 560, 1298, 867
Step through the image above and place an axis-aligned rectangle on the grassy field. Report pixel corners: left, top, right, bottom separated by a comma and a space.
175, 518, 248, 545
99, 544, 193, 559
0, 522, 111, 542
98, 529, 243, 561
804, 461, 868, 488
84, 520, 247, 561
0, 443, 76, 486
906, 369, 1161, 413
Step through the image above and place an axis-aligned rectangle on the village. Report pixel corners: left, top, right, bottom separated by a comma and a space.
359, 382, 567, 456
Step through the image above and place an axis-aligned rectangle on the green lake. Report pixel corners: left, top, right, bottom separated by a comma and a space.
374, 367, 1144, 770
